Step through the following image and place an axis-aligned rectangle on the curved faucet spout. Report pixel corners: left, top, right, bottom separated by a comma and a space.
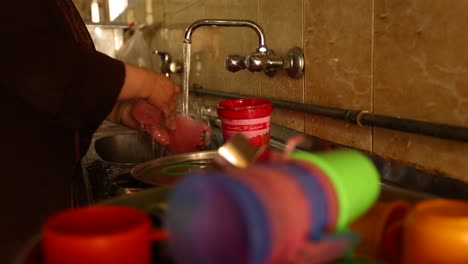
183, 19, 268, 53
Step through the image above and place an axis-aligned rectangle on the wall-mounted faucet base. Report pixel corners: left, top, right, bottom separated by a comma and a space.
286, 47, 305, 79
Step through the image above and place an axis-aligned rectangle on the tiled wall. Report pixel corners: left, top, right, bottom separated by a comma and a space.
124, 0, 468, 182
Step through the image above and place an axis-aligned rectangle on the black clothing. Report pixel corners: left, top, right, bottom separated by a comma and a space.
0, 0, 125, 261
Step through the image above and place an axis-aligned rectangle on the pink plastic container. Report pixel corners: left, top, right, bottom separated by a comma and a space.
217, 98, 273, 147
167, 116, 210, 154
132, 100, 210, 154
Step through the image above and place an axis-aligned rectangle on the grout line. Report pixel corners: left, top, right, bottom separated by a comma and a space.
258, 0, 263, 98
165, 0, 204, 16
302, 0, 306, 133
370, 0, 376, 152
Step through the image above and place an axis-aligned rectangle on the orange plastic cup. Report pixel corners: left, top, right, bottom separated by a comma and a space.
350, 200, 411, 260
402, 199, 468, 264
42, 205, 166, 264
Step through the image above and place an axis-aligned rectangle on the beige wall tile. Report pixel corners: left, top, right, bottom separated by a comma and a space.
204, 0, 261, 96
373, 0, 468, 182
374, 128, 468, 182
259, 0, 305, 132
272, 108, 305, 133
303, 0, 373, 151
374, 0, 468, 126
160, 0, 206, 25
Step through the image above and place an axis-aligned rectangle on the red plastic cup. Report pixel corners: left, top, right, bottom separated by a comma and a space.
42, 205, 165, 264
217, 98, 273, 147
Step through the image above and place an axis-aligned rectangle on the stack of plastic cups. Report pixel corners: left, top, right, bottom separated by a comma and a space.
166, 148, 381, 264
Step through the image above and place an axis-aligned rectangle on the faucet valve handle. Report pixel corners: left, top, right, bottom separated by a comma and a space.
245, 52, 265, 72
154, 50, 170, 63
225, 54, 246, 72
244, 48, 305, 78
169, 62, 183, 74
153, 50, 183, 77
245, 50, 284, 76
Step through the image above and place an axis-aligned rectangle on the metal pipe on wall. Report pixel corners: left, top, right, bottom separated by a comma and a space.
190, 87, 468, 143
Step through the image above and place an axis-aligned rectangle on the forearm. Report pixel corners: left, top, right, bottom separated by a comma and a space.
0, 34, 124, 129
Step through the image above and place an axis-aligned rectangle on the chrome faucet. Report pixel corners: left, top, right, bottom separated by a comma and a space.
184, 19, 304, 78
153, 50, 183, 78
184, 19, 268, 53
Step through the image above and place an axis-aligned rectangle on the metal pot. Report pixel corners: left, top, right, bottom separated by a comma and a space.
131, 150, 218, 187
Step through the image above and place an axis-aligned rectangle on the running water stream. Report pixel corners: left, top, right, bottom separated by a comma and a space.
181, 42, 191, 118
154, 41, 211, 152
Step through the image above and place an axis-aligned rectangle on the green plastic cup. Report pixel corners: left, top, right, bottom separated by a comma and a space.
291, 148, 380, 231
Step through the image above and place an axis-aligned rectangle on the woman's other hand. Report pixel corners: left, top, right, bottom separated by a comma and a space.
105, 99, 172, 145
118, 63, 180, 117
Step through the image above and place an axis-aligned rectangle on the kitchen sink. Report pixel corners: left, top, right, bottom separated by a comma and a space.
94, 132, 168, 165
81, 121, 224, 202
82, 120, 468, 204
89, 120, 224, 166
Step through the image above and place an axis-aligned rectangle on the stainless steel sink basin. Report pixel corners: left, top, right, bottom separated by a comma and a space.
94, 132, 168, 165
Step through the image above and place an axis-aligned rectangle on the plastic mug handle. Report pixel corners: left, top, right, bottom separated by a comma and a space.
150, 228, 167, 241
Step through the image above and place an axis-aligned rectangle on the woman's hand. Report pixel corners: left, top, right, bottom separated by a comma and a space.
105, 99, 172, 143
117, 63, 180, 117
106, 63, 182, 146
147, 73, 180, 117
105, 100, 141, 130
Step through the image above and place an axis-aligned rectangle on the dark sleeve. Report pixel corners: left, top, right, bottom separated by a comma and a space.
0, 0, 125, 129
